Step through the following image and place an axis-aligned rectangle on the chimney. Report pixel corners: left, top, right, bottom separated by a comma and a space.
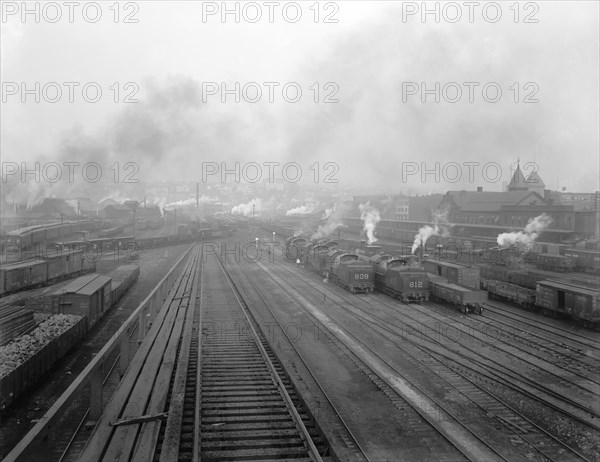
477, 186, 483, 192
196, 182, 199, 208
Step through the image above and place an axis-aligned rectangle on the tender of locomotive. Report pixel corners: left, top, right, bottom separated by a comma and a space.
327, 253, 374, 294
384, 266, 429, 303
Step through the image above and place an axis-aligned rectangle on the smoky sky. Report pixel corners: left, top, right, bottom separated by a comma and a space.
1, 2, 598, 205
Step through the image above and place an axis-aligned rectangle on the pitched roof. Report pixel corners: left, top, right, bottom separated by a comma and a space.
444, 190, 546, 212
526, 171, 545, 188
508, 164, 529, 191
53, 274, 111, 295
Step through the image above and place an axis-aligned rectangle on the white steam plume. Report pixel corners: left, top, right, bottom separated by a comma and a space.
497, 214, 553, 248
411, 207, 450, 254
358, 202, 381, 245
165, 195, 219, 208
286, 204, 316, 216
231, 198, 261, 217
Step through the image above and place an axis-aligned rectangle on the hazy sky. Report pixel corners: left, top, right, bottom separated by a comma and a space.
2, 1, 599, 199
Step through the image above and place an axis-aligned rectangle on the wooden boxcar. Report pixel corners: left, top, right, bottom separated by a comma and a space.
535, 281, 600, 325
424, 260, 481, 289
0, 260, 48, 294
38, 274, 113, 327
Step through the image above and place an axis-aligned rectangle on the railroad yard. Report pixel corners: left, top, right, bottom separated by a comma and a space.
3, 2, 599, 459
2, 225, 597, 462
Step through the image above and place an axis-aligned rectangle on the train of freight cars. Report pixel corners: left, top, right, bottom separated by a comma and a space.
5, 220, 105, 249
285, 236, 485, 314
480, 265, 599, 326
1, 265, 140, 410
0, 229, 216, 296
0, 250, 96, 296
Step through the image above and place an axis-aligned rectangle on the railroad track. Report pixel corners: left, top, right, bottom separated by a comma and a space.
483, 301, 600, 349
220, 248, 370, 461
259, 254, 597, 461
403, 300, 600, 397
249, 257, 530, 461
472, 303, 600, 378
195, 251, 329, 461
75, 244, 332, 461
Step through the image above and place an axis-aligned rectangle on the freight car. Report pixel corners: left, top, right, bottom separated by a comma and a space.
25, 265, 140, 328
327, 253, 374, 294
0, 250, 95, 296
536, 281, 600, 327
534, 253, 575, 272
6, 220, 102, 250
561, 249, 600, 273
484, 280, 536, 308
423, 260, 481, 289
428, 275, 486, 315
108, 264, 141, 304
384, 266, 429, 302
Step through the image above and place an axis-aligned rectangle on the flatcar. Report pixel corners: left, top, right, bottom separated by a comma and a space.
428, 274, 486, 315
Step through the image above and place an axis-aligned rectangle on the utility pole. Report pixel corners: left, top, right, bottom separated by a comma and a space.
595, 191, 600, 240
